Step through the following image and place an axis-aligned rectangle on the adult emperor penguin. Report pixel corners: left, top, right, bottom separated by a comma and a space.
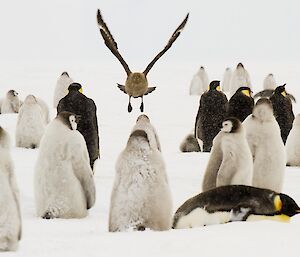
269, 84, 295, 144
57, 83, 100, 171
202, 117, 253, 192
243, 98, 285, 192
221, 67, 232, 93
0, 127, 21, 251
286, 114, 300, 166
254, 75, 296, 102
34, 111, 96, 219
195, 81, 228, 152
109, 114, 172, 232
172, 185, 300, 229
227, 86, 254, 122
229, 63, 252, 96
53, 71, 73, 108
16, 95, 46, 149
1, 90, 21, 113
189, 66, 209, 95
97, 10, 189, 112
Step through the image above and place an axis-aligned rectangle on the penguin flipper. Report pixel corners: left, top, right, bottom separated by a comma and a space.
117, 84, 127, 94
287, 93, 296, 103
230, 206, 252, 222
253, 89, 274, 99
144, 87, 156, 95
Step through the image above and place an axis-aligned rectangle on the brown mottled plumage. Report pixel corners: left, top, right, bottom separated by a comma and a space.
97, 9, 189, 112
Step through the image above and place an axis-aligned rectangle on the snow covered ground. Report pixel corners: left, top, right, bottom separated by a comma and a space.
0, 61, 300, 257
0, 0, 300, 256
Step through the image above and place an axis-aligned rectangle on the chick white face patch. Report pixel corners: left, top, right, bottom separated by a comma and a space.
221, 121, 233, 133
69, 115, 77, 130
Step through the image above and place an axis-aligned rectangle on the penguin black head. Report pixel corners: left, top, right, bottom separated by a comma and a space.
7, 89, 18, 97
221, 117, 241, 133
237, 63, 244, 68
236, 87, 252, 97
209, 80, 221, 91
68, 83, 83, 93
61, 71, 69, 77
278, 193, 300, 217
274, 84, 287, 97
57, 111, 81, 130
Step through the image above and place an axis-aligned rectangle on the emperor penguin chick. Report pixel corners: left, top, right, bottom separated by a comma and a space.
0, 127, 21, 251
202, 117, 253, 192
34, 111, 96, 219
109, 115, 172, 232
1, 90, 21, 113
53, 72, 73, 108
189, 66, 209, 95
221, 67, 232, 93
243, 98, 285, 192
16, 95, 46, 149
286, 114, 300, 166
229, 63, 252, 96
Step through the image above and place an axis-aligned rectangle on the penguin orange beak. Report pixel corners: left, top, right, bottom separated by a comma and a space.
296, 209, 300, 213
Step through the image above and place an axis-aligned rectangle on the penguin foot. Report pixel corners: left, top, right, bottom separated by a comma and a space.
136, 225, 146, 231
140, 102, 144, 112
42, 212, 55, 219
128, 103, 133, 113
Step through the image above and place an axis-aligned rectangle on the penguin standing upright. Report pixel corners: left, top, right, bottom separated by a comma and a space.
57, 83, 100, 171
229, 63, 252, 96
269, 84, 294, 144
34, 112, 96, 219
243, 98, 285, 192
221, 67, 232, 93
172, 185, 300, 229
195, 81, 228, 152
189, 66, 209, 95
16, 95, 46, 149
286, 114, 300, 166
109, 115, 172, 232
202, 117, 253, 192
53, 72, 73, 108
227, 87, 254, 122
0, 127, 21, 251
1, 90, 21, 114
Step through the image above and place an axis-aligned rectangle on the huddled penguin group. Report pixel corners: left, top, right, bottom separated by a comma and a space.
1, 9, 300, 253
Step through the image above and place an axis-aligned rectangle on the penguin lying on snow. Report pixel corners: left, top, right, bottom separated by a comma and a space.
173, 185, 300, 229
227, 86, 254, 122
57, 83, 100, 171
97, 10, 189, 112
202, 117, 253, 192
109, 114, 172, 232
195, 80, 228, 152
34, 111, 96, 219
0, 127, 21, 251
269, 84, 295, 144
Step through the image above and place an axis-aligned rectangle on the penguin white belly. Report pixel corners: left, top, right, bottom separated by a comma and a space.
175, 208, 231, 229
286, 128, 300, 166
190, 75, 204, 95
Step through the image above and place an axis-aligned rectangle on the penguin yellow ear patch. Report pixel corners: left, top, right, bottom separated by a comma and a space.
274, 195, 282, 211
79, 87, 83, 93
241, 90, 250, 97
281, 90, 287, 97
216, 86, 221, 91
